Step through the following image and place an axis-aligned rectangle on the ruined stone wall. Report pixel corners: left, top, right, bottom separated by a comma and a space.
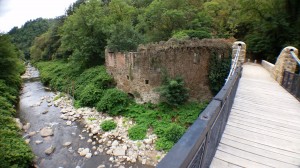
106, 39, 232, 103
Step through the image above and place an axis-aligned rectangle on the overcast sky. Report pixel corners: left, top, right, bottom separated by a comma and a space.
0, 0, 77, 33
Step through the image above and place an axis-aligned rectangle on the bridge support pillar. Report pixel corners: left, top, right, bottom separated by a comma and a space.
272, 46, 299, 83
232, 41, 246, 66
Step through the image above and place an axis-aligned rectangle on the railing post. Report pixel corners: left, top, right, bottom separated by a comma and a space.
232, 41, 246, 66
226, 41, 246, 82
272, 46, 299, 84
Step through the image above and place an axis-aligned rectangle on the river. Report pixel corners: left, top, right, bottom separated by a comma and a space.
17, 64, 153, 168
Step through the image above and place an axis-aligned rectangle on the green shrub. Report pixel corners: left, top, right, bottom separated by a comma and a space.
73, 100, 82, 109
78, 83, 104, 107
0, 130, 34, 168
128, 125, 147, 140
155, 137, 174, 151
164, 124, 185, 143
74, 66, 113, 99
158, 77, 189, 107
100, 120, 117, 131
96, 88, 132, 115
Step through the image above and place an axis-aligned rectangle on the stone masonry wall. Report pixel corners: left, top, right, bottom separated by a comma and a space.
272, 46, 299, 83
105, 39, 232, 103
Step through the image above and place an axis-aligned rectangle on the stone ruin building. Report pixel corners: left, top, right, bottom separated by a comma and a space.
105, 39, 232, 103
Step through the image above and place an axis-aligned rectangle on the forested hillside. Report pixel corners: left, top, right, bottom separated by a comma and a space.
9, 0, 300, 65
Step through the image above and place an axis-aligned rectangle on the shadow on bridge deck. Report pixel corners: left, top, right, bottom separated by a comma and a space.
210, 63, 300, 168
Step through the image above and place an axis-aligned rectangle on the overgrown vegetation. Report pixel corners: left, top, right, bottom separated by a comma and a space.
100, 120, 117, 131
208, 52, 231, 95
0, 34, 34, 167
158, 76, 189, 107
36, 60, 208, 151
96, 88, 133, 116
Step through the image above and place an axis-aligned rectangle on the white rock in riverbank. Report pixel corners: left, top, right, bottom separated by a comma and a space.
52, 94, 165, 166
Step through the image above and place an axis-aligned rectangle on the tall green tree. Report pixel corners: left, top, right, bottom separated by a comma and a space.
60, 0, 107, 69
0, 34, 24, 88
137, 0, 192, 42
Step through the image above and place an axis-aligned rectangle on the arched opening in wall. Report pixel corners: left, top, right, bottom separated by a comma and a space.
145, 80, 149, 84
128, 93, 135, 99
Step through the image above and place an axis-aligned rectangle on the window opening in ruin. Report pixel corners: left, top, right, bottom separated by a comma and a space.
193, 53, 200, 64
127, 75, 129, 80
128, 93, 135, 99
145, 80, 149, 84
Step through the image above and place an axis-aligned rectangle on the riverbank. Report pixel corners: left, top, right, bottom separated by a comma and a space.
19, 64, 157, 167
33, 60, 207, 166
0, 34, 33, 168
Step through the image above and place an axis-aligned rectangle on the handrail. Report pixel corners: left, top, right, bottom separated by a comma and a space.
226, 44, 241, 83
157, 66, 243, 168
290, 49, 300, 66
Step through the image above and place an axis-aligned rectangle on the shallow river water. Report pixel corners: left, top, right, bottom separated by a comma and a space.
17, 65, 151, 168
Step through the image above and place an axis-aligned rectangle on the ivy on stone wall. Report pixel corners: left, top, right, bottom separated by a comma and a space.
208, 51, 231, 95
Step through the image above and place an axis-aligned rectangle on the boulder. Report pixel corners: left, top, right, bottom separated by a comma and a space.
23, 123, 31, 131
14, 118, 23, 129
111, 140, 119, 147
85, 153, 92, 159
63, 142, 72, 147
40, 127, 54, 137
35, 140, 43, 144
113, 148, 126, 156
79, 148, 90, 156
66, 121, 72, 126
29, 131, 36, 136
45, 146, 55, 155
42, 110, 49, 114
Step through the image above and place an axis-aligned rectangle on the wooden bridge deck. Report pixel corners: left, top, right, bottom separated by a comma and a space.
210, 63, 300, 168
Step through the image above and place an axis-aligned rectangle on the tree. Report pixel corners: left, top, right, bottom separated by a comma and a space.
0, 34, 24, 88
107, 21, 143, 51
137, 0, 191, 42
60, 0, 107, 68
235, 0, 296, 62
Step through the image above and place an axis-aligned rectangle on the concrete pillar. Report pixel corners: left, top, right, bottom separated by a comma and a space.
272, 46, 299, 83
232, 41, 246, 66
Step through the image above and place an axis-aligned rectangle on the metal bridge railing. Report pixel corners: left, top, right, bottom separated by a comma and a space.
290, 49, 300, 68
157, 66, 243, 168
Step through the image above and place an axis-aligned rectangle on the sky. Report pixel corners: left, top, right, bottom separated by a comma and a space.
0, 0, 77, 33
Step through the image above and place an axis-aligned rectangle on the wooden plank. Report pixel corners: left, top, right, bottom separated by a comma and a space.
226, 121, 300, 140
210, 158, 244, 168
224, 126, 300, 153
228, 114, 300, 134
233, 99, 300, 112
220, 137, 300, 165
231, 108, 300, 126
230, 111, 300, 130
222, 134, 300, 159
213, 150, 272, 168
217, 144, 299, 168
